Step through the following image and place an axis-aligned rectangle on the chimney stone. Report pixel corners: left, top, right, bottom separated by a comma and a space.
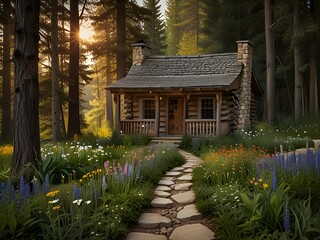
131, 41, 152, 65
236, 40, 254, 129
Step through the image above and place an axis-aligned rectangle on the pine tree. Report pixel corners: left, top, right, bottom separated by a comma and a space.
12, 0, 41, 179
143, 0, 166, 54
165, 0, 182, 55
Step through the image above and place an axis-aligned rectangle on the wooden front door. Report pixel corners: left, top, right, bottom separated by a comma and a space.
168, 98, 184, 134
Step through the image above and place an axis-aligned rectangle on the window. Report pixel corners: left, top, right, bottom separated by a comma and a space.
143, 99, 155, 119
201, 98, 214, 119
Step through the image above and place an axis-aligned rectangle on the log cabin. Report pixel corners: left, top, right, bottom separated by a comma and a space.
108, 40, 262, 138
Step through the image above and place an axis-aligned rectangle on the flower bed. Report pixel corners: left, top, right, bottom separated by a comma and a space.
0, 143, 185, 239
193, 145, 320, 239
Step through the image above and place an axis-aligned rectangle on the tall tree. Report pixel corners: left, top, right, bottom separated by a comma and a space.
51, 0, 61, 141
309, 0, 318, 115
143, 0, 166, 54
12, 0, 41, 179
1, 0, 12, 140
264, 0, 276, 123
293, 0, 303, 120
165, 0, 182, 55
116, 0, 126, 80
68, 0, 81, 138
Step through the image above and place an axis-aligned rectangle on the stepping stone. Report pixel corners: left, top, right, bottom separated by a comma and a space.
177, 174, 193, 181
183, 168, 193, 173
166, 171, 181, 176
158, 180, 175, 186
177, 204, 202, 220
169, 224, 215, 240
172, 167, 185, 171
126, 232, 167, 240
171, 191, 195, 204
151, 197, 174, 208
155, 186, 171, 191
154, 190, 171, 198
174, 183, 193, 191
181, 163, 197, 168
138, 213, 172, 228
162, 177, 174, 181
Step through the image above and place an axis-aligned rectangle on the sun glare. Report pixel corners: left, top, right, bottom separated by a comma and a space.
80, 26, 94, 42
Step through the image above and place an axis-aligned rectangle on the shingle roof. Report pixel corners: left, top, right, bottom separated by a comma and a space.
109, 53, 243, 90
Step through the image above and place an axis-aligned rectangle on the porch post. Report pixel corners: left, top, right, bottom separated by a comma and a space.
216, 92, 222, 136
155, 95, 160, 137
115, 94, 121, 134
184, 94, 189, 135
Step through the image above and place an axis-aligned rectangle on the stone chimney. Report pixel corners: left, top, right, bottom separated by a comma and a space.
131, 41, 152, 65
236, 40, 254, 129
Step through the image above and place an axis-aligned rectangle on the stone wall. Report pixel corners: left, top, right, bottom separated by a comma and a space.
236, 41, 254, 129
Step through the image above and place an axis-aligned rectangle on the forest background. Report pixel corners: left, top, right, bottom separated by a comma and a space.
0, 0, 319, 143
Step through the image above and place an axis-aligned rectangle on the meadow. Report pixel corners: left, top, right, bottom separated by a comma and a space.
187, 118, 320, 239
0, 136, 185, 239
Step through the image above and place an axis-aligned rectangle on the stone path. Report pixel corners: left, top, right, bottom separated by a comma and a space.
126, 150, 216, 240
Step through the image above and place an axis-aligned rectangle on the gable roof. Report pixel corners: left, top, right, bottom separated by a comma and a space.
109, 53, 243, 91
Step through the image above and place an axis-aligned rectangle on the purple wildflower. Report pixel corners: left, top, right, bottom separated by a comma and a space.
128, 163, 135, 177
272, 164, 277, 192
136, 162, 141, 179
123, 162, 128, 175
117, 162, 123, 173
113, 166, 118, 174
283, 201, 290, 231
104, 161, 110, 174
102, 175, 107, 192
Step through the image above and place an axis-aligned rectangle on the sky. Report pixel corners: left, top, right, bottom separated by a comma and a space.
136, 0, 167, 18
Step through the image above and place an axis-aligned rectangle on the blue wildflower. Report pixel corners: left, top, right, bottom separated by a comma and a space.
73, 186, 81, 200
128, 163, 135, 177
283, 201, 290, 231
272, 164, 277, 192
42, 174, 50, 194
102, 175, 107, 192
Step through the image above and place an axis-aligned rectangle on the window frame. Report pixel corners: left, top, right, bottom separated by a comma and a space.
140, 98, 155, 119
198, 97, 215, 119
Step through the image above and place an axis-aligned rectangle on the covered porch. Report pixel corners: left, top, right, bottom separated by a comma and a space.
113, 91, 223, 138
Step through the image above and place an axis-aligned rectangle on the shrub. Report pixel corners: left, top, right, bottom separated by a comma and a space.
180, 134, 192, 150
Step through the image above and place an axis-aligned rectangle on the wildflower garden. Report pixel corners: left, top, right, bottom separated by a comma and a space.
1, 119, 320, 239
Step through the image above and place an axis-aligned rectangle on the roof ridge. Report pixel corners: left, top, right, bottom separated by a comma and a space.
147, 52, 237, 59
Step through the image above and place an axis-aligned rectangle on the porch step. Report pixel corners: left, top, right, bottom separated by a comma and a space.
150, 137, 182, 146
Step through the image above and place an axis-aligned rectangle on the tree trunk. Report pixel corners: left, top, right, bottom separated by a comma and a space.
309, 1, 318, 115
106, 26, 113, 128
51, 0, 61, 141
1, 0, 12, 140
115, 0, 126, 132
294, 0, 303, 120
67, 0, 81, 138
264, 0, 276, 123
12, 0, 41, 179
116, 0, 126, 80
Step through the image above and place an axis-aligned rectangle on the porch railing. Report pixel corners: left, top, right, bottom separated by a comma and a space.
185, 119, 216, 137
121, 120, 155, 136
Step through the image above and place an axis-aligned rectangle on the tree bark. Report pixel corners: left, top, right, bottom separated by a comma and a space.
264, 0, 276, 123
67, 0, 81, 138
309, 1, 318, 115
1, 0, 12, 140
12, 0, 41, 179
116, 0, 126, 80
294, 0, 303, 120
106, 25, 113, 128
51, 0, 61, 141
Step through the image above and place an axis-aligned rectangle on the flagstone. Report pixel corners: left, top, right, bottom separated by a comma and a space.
177, 204, 202, 220
138, 213, 171, 228
165, 171, 181, 176
151, 197, 174, 208
174, 183, 193, 191
154, 190, 171, 197
169, 224, 215, 240
155, 186, 171, 191
126, 232, 167, 240
177, 174, 193, 181
158, 180, 175, 186
183, 168, 193, 173
171, 167, 185, 171
171, 191, 195, 204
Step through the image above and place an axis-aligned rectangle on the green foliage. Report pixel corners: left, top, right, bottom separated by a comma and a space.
107, 130, 123, 146
180, 133, 192, 151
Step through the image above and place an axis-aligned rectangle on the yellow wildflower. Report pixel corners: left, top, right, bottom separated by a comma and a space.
46, 190, 59, 197
254, 182, 258, 186
79, 179, 83, 183
263, 183, 269, 188
258, 178, 262, 182
52, 205, 61, 210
